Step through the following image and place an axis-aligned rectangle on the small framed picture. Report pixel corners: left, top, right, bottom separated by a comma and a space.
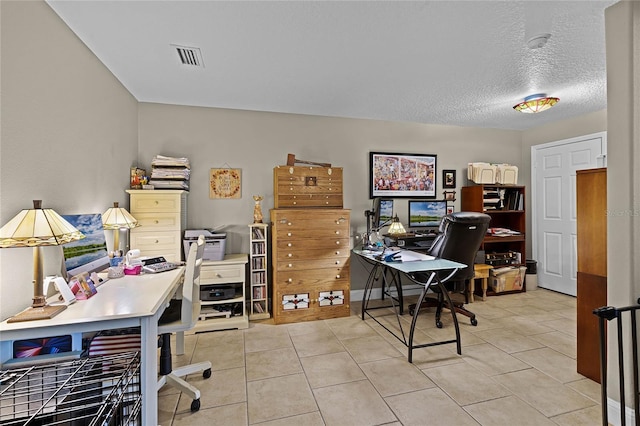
447, 206, 454, 214
443, 169, 456, 188
444, 190, 456, 201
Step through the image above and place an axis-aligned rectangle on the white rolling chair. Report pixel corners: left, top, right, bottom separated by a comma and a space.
157, 235, 211, 412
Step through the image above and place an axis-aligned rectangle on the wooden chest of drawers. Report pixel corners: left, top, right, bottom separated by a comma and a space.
273, 166, 343, 208
126, 190, 187, 263
270, 208, 350, 324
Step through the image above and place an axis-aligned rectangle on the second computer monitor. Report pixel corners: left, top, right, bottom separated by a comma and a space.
408, 200, 447, 232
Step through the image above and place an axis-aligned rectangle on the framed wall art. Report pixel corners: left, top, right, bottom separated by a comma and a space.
443, 169, 456, 188
370, 151, 437, 198
210, 168, 242, 199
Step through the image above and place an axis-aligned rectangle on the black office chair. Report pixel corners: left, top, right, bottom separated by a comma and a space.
409, 211, 491, 328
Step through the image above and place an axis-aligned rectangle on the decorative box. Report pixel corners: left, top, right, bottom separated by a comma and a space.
273, 166, 343, 208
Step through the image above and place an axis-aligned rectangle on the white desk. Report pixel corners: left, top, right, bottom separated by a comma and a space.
0, 267, 184, 425
353, 249, 465, 362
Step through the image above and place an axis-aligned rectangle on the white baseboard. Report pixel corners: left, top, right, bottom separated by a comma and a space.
350, 286, 424, 304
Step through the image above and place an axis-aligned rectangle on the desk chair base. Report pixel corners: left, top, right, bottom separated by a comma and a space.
158, 333, 212, 412
409, 290, 478, 328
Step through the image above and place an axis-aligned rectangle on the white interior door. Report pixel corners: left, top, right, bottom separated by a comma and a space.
531, 133, 605, 296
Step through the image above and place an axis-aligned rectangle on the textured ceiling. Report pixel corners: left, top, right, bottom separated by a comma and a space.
46, 0, 618, 131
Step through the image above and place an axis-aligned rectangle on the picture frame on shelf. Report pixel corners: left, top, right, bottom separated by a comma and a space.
446, 206, 454, 214
370, 151, 437, 198
443, 169, 456, 188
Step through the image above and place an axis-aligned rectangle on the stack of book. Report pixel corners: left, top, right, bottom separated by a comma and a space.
148, 155, 190, 190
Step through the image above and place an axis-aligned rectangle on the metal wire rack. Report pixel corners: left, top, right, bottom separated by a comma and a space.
0, 351, 141, 426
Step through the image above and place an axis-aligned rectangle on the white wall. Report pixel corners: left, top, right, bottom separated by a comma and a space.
0, 1, 138, 318
137, 103, 523, 289
603, 1, 640, 416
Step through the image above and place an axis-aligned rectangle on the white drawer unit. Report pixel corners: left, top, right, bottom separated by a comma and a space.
126, 190, 186, 263
192, 254, 249, 332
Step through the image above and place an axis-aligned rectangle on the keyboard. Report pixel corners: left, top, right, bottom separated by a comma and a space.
142, 256, 179, 274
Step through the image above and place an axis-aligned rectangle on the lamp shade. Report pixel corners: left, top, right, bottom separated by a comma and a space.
102, 202, 139, 230
387, 215, 406, 235
0, 200, 84, 247
513, 93, 559, 113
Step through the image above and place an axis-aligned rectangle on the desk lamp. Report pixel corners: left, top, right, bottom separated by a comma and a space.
0, 200, 85, 322
387, 215, 406, 235
102, 202, 139, 253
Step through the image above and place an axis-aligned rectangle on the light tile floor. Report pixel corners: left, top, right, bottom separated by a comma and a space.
158, 288, 603, 425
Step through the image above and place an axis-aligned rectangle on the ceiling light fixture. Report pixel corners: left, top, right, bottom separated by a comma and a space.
513, 93, 559, 113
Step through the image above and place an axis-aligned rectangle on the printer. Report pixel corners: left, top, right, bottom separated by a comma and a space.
183, 229, 227, 261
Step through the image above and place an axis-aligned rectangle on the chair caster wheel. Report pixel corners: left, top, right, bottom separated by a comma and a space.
471, 318, 478, 326
203, 368, 212, 379
191, 398, 201, 412
436, 320, 443, 328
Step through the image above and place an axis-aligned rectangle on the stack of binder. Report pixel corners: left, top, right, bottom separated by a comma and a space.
148, 155, 190, 190
467, 163, 497, 184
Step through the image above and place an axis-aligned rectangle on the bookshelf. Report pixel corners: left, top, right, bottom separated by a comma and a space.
248, 223, 270, 320
462, 184, 527, 294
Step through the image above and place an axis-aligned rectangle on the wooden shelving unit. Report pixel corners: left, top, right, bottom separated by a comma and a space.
248, 223, 270, 320
462, 184, 526, 294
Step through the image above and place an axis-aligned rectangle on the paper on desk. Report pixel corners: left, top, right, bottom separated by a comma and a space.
395, 249, 434, 262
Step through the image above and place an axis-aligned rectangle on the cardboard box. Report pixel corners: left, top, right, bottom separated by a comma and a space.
489, 266, 526, 293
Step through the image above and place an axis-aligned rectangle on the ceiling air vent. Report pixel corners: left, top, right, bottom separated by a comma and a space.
172, 44, 204, 67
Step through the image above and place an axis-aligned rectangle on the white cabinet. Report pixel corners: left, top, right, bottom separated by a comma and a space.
126, 190, 187, 263
249, 224, 270, 320
192, 254, 249, 332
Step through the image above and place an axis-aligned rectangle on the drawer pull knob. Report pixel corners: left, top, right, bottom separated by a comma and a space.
287, 253, 292, 257
288, 222, 292, 226
279, 219, 288, 224
336, 251, 340, 255
336, 241, 340, 245
335, 261, 340, 265
288, 263, 293, 268
216, 273, 222, 278
287, 243, 292, 247
287, 232, 292, 237
155, 240, 159, 244
335, 230, 340, 235
293, 201, 297, 205
288, 278, 292, 283
336, 274, 341, 279
154, 220, 159, 224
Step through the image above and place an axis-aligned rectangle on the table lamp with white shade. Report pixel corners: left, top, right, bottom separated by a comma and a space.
0, 200, 85, 322
102, 202, 139, 253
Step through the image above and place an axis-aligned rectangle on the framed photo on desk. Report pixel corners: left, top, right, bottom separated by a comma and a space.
370, 151, 437, 198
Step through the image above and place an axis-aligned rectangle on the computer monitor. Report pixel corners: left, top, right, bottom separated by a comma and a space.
408, 200, 447, 232
371, 197, 394, 230
61, 213, 111, 279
